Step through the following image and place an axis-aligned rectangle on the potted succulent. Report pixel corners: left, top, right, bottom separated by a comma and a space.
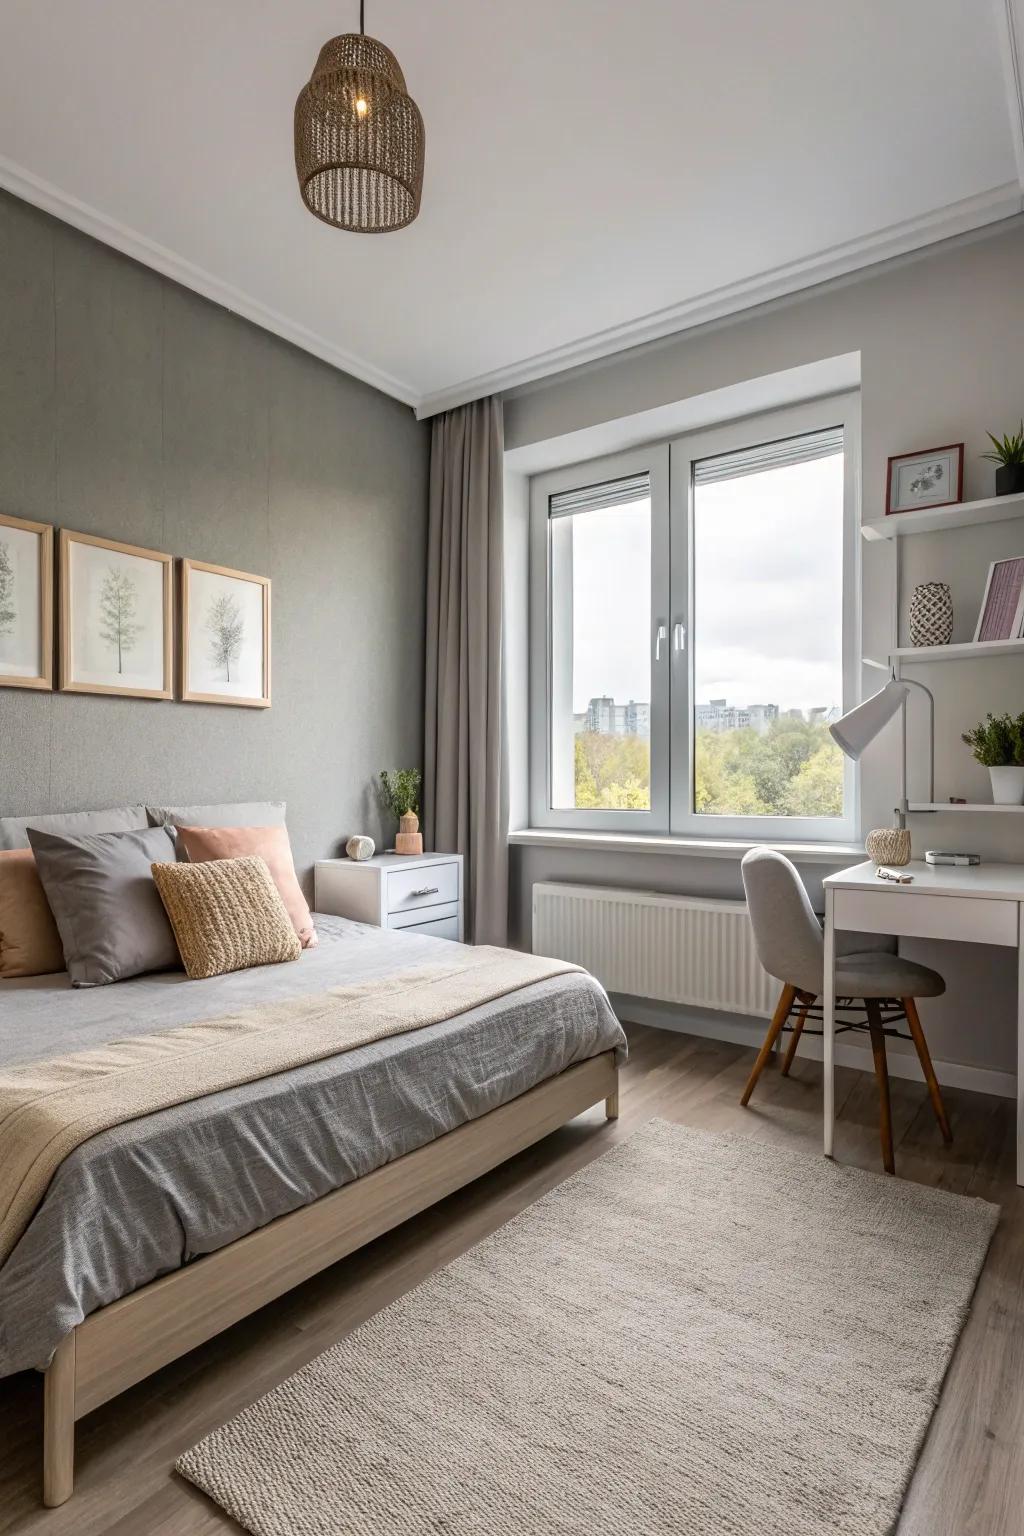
379, 768, 423, 854
982, 422, 1024, 497
962, 712, 1024, 804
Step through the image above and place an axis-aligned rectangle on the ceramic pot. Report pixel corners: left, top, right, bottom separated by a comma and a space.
995, 464, 1024, 497
395, 810, 424, 855
865, 827, 912, 867
908, 582, 952, 647
989, 766, 1024, 805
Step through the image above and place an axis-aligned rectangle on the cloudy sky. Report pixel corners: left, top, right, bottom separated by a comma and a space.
568, 453, 844, 716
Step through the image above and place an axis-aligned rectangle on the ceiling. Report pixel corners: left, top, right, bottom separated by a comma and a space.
1, 1, 1022, 418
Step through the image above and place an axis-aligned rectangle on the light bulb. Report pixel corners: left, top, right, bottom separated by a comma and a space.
355, 97, 368, 117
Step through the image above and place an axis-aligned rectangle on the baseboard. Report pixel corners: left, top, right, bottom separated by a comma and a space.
611, 994, 1017, 1101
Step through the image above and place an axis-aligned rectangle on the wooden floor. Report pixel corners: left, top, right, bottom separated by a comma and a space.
3, 1021, 1024, 1534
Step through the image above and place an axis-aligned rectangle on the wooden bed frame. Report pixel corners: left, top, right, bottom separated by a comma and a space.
39, 1051, 619, 1506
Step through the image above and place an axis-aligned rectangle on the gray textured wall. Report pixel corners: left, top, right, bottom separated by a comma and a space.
0, 190, 430, 890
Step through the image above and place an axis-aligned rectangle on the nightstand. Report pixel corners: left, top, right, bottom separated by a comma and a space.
314, 852, 465, 942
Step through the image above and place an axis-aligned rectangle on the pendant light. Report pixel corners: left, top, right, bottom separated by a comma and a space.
294, 1, 425, 233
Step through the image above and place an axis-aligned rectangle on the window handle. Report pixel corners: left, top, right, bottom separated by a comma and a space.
673, 622, 686, 654
654, 623, 668, 662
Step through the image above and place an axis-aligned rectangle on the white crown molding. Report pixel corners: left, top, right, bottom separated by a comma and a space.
996, 0, 1024, 189
415, 181, 1024, 418
1, 153, 1020, 424
0, 154, 421, 408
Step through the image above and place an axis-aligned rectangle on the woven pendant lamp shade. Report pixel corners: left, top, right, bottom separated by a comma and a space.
295, 31, 425, 233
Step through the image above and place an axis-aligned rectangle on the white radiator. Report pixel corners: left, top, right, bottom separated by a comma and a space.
532, 882, 777, 1018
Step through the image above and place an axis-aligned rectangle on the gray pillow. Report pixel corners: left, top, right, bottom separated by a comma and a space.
146, 801, 287, 830
0, 804, 148, 852
28, 825, 181, 987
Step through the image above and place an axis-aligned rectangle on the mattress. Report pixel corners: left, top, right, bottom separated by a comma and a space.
0, 916, 625, 1375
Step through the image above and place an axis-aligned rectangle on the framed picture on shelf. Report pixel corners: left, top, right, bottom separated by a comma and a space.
885, 443, 963, 515
974, 555, 1024, 643
181, 559, 271, 708
59, 530, 173, 699
0, 512, 53, 692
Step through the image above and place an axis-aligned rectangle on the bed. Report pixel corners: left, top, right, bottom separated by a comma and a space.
0, 914, 625, 1506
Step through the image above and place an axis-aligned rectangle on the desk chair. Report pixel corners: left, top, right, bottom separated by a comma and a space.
739, 848, 951, 1174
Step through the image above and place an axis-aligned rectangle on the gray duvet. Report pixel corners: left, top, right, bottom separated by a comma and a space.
0, 917, 624, 1376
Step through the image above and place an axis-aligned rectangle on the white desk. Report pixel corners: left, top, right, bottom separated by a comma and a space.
822, 859, 1024, 1185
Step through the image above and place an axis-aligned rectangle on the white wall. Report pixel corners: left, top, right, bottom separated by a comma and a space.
505, 219, 1024, 1087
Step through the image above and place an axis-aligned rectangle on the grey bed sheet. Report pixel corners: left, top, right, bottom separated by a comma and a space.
0, 917, 625, 1376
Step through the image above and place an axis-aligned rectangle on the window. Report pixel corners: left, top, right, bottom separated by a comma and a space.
529, 397, 858, 841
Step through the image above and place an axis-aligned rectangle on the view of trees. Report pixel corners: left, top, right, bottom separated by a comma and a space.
574, 716, 843, 818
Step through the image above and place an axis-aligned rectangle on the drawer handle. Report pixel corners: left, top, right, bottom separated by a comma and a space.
410, 885, 439, 898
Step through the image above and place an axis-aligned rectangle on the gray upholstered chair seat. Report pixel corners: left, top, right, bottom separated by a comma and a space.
739, 847, 952, 1175
827, 950, 945, 1001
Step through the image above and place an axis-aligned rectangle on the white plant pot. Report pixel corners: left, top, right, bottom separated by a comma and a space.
989, 766, 1024, 805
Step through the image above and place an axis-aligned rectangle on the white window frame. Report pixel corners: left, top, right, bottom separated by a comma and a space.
528, 394, 860, 842
528, 444, 670, 832
669, 395, 860, 843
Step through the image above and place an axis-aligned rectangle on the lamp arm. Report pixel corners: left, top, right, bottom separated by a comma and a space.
896, 675, 935, 824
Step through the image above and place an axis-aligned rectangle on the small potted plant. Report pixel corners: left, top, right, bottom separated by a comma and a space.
962, 712, 1024, 804
379, 768, 423, 854
982, 422, 1024, 497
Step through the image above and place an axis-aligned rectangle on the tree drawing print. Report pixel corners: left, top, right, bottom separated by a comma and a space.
0, 542, 15, 637
98, 567, 142, 674
207, 591, 244, 682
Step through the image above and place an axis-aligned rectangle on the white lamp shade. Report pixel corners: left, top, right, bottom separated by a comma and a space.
829, 680, 908, 760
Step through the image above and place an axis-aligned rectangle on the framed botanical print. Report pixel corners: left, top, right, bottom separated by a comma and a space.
59, 530, 173, 699
181, 559, 271, 708
885, 443, 963, 515
0, 512, 53, 691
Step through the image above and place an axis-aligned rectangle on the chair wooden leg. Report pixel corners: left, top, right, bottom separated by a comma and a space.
741, 984, 797, 1106
903, 998, 952, 1143
865, 1000, 895, 1175
781, 993, 815, 1076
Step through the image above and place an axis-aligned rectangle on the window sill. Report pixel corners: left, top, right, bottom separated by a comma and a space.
507, 828, 864, 864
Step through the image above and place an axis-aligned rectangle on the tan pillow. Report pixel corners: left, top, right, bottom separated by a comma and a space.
0, 851, 66, 979
174, 824, 317, 949
151, 856, 302, 981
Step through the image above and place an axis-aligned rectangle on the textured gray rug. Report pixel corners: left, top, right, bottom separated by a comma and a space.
178, 1120, 998, 1536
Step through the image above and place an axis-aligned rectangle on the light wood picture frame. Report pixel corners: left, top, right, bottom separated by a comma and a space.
59, 530, 173, 700
973, 555, 1024, 643
181, 558, 271, 708
0, 512, 54, 691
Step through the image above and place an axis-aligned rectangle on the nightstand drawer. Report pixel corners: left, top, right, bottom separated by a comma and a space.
387, 861, 459, 915
390, 901, 460, 935
395, 912, 461, 942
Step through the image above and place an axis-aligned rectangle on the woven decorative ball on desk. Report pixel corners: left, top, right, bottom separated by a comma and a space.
909, 581, 953, 647
865, 827, 912, 866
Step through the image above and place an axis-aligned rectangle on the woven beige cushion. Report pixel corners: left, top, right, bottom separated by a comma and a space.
151, 855, 302, 980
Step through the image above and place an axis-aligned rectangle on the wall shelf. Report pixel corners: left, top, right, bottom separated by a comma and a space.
890, 638, 1024, 662
908, 802, 1024, 814
861, 491, 1024, 542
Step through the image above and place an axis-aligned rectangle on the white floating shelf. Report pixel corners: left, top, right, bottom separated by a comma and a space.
908, 801, 1024, 814
890, 638, 1024, 662
861, 491, 1024, 541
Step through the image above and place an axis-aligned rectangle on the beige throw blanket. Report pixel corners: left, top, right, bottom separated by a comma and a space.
0, 947, 580, 1268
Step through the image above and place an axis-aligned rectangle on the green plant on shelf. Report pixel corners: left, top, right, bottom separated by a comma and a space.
378, 768, 422, 821
961, 712, 1024, 767
981, 422, 1024, 467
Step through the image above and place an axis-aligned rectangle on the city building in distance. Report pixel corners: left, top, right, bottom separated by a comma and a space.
575, 696, 841, 736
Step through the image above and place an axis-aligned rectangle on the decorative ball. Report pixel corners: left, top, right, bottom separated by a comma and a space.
346, 835, 375, 862
865, 827, 911, 867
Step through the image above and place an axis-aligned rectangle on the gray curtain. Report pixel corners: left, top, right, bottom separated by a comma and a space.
424, 396, 508, 945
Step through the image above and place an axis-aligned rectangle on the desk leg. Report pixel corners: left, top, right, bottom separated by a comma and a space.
1018, 908, 1024, 1187
824, 885, 836, 1159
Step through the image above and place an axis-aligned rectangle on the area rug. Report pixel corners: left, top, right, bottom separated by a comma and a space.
177, 1120, 999, 1536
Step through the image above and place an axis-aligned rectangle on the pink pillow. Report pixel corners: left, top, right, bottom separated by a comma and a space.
0, 850, 66, 978
175, 825, 317, 949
